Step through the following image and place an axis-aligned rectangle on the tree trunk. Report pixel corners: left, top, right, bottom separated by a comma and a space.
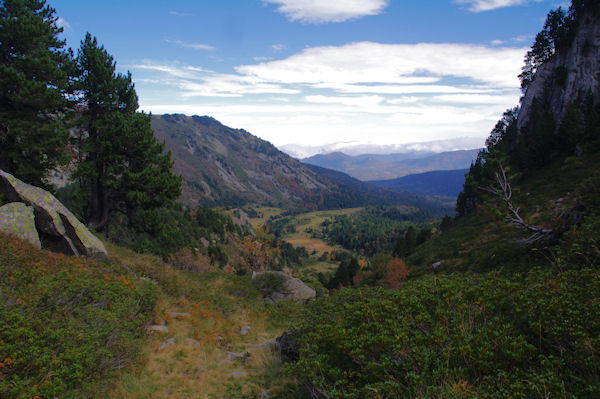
88, 173, 110, 232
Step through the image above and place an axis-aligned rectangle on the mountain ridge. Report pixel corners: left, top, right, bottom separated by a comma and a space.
302, 149, 479, 181
369, 168, 469, 197
151, 114, 450, 214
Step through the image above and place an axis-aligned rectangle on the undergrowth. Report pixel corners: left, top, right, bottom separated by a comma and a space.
0, 232, 158, 398
289, 268, 600, 398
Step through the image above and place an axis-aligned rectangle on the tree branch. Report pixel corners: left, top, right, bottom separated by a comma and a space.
481, 163, 553, 243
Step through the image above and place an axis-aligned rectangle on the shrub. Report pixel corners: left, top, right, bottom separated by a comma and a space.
287, 268, 600, 398
252, 272, 288, 298
0, 233, 158, 398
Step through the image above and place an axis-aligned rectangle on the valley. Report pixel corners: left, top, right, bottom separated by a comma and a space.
1, 0, 600, 398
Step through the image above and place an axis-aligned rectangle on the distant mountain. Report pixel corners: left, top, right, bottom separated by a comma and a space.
151, 114, 450, 214
280, 137, 485, 158
302, 149, 480, 181
304, 164, 454, 216
369, 169, 469, 197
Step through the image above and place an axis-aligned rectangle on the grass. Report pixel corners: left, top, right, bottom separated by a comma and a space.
280, 208, 363, 255
301, 260, 339, 276
104, 244, 305, 399
247, 207, 284, 229
0, 229, 307, 399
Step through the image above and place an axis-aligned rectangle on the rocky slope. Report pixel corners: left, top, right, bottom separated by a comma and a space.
518, 7, 600, 130
151, 114, 445, 212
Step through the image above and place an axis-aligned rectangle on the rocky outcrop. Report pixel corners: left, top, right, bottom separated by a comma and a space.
0, 169, 107, 259
0, 202, 41, 248
252, 271, 316, 302
518, 11, 600, 130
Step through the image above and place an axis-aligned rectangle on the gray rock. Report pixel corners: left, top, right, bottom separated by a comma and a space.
227, 351, 251, 365
252, 271, 316, 302
277, 330, 299, 362
0, 203, 41, 248
231, 371, 247, 377
158, 337, 176, 350
518, 11, 600, 132
185, 338, 202, 347
0, 170, 107, 259
148, 325, 169, 333
240, 325, 251, 335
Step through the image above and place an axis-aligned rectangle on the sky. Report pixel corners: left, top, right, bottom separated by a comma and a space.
50, 0, 568, 157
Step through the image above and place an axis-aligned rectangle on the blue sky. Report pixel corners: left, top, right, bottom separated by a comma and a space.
51, 0, 566, 157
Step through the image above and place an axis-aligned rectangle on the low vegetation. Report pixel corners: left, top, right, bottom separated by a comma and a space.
289, 268, 600, 398
0, 233, 158, 398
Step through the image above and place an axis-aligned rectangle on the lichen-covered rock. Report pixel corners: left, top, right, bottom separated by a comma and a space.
0, 170, 107, 259
0, 202, 41, 248
252, 271, 316, 302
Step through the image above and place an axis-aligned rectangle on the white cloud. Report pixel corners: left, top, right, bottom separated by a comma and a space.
305, 95, 384, 107
135, 40, 525, 151
169, 11, 193, 17
272, 44, 286, 53
512, 34, 534, 43
133, 62, 299, 97
164, 39, 215, 51
236, 42, 526, 88
264, 0, 387, 23
433, 93, 520, 104
56, 17, 71, 30
454, 0, 542, 12
491, 39, 505, 45
253, 56, 273, 62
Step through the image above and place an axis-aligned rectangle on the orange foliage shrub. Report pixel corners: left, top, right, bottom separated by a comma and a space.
382, 257, 409, 289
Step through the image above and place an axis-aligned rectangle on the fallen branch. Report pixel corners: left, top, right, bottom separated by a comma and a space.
481, 164, 553, 243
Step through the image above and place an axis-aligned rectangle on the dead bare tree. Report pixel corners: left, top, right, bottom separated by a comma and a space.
481, 163, 554, 244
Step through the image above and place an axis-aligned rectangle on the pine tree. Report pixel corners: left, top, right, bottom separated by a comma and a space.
0, 0, 74, 186
75, 33, 180, 231
405, 225, 417, 255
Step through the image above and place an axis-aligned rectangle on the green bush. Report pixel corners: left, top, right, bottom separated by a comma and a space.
287, 268, 600, 398
0, 233, 158, 398
252, 272, 288, 297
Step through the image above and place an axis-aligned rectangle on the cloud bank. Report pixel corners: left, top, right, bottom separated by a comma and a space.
134, 41, 526, 150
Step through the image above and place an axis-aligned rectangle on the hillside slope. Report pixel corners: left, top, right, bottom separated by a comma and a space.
151, 114, 448, 214
369, 168, 469, 197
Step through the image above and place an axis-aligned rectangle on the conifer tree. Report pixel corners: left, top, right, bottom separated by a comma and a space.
75, 33, 180, 231
0, 0, 74, 185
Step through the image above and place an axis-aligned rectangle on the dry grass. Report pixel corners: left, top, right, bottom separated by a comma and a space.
247, 207, 284, 229
103, 243, 300, 399
112, 298, 284, 398
302, 260, 339, 275
283, 208, 363, 254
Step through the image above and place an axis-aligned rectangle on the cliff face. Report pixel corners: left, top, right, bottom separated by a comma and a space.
518, 10, 600, 130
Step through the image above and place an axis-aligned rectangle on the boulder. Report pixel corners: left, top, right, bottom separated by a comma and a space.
276, 330, 299, 362
252, 271, 316, 302
0, 202, 41, 248
0, 170, 107, 259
